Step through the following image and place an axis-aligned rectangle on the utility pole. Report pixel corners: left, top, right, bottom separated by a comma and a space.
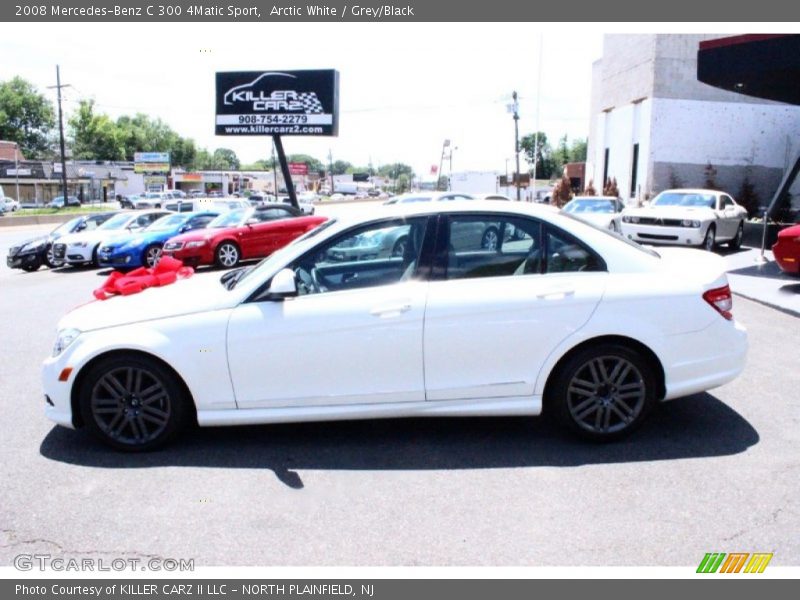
512, 91, 521, 202
48, 65, 70, 203
328, 149, 334, 194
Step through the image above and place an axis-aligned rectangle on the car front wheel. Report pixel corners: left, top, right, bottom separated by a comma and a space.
142, 244, 162, 268
550, 343, 656, 441
729, 222, 744, 250
703, 225, 716, 252
78, 353, 190, 451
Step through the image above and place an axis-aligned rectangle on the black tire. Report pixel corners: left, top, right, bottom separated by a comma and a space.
728, 222, 744, 250
702, 225, 716, 252
214, 241, 240, 268
142, 244, 162, 268
391, 236, 408, 257
22, 258, 41, 272
78, 353, 190, 452
549, 343, 657, 442
91, 245, 100, 267
481, 226, 500, 250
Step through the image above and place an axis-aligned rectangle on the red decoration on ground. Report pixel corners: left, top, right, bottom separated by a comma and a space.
93, 256, 194, 300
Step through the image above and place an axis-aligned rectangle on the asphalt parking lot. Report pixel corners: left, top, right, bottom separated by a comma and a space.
1, 212, 798, 567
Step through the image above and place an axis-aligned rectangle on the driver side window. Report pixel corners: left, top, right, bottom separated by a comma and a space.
291, 217, 429, 296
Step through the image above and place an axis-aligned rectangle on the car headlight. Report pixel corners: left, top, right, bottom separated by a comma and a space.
186, 240, 207, 248
682, 219, 701, 228
52, 328, 81, 357
622, 216, 640, 223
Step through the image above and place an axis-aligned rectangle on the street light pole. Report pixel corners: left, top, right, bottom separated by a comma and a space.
512, 91, 521, 202
48, 65, 70, 204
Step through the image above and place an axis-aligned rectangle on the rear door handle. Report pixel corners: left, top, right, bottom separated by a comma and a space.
370, 303, 412, 317
536, 287, 575, 300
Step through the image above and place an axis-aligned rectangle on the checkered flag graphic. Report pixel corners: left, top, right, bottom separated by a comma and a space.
297, 92, 324, 114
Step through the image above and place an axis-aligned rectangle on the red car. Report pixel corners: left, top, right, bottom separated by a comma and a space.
162, 204, 326, 268
772, 224, 800, 275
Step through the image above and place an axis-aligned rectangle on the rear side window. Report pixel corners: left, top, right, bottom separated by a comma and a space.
544, 227, 605, 273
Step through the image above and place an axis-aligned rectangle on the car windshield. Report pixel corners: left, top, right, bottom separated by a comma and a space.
208, 208, 249, 228
564, 199, 617, 214
398, 196, 433, 203
225, 218, 337, 290
53, 217, 83, 235
98, 213, 135, 230
652, 192, 715, 208
147, 214, 189, 231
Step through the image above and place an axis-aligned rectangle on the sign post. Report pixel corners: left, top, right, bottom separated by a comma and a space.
215, 69, 339, 208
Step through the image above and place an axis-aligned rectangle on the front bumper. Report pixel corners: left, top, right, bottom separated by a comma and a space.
162, 245, 213, 266
6, 251, 43, 270
63, 244, 95, 265
621, 223, 707, 246
42, 350, 78, 429
98, 248, 141, 268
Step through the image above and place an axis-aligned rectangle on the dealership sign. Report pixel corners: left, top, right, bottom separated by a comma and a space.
135, 152, 171, 174
215, 70, 339, 136
288, 162, 309, 175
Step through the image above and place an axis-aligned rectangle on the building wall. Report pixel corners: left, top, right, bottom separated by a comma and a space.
649, 97, 800, 200
588, 34, 800, 207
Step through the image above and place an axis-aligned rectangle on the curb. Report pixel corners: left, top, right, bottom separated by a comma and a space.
732, 291, 800, 318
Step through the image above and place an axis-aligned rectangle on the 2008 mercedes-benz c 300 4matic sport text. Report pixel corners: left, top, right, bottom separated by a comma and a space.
43, 201, 748, 451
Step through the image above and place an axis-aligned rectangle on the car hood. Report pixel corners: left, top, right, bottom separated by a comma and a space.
58, 272, 238, 333
12, 234, 49, 251
58, 229, 131, 246
777, 224, 800, 239
624, 205, 715, 220
571, 212, 616, 227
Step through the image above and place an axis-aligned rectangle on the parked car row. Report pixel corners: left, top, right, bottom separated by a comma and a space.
8, 204, 328, 273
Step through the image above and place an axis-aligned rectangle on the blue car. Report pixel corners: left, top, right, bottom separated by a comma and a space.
97, 211, 219, 268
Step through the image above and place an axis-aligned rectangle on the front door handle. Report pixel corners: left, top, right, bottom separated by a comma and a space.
370, 303, 412, 317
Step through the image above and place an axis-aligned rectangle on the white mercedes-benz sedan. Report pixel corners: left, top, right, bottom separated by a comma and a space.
42, 201, 748, 451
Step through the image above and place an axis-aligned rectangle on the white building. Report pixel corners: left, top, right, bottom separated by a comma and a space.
587, 34, 800, 205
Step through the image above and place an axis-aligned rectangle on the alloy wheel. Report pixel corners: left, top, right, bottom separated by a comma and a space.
566, 356, 647, 435
89, 366, 172, 447
218, 243, 239, 267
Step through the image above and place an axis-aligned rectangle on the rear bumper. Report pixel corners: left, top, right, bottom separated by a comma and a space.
661, 317, 748, 400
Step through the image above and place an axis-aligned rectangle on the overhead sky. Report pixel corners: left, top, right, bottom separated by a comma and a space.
0, 23, 778, 179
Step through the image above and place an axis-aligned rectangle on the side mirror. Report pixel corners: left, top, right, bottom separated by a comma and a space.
179, 224, 190, 233
245, 217, 259, 226
76, 223, 87, 232
266, 268, 297, 300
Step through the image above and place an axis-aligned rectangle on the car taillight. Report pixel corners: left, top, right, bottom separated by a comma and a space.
703, 285, 733, 320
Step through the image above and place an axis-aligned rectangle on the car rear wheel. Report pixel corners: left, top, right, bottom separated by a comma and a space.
391, 237, 408, 257
550, 343, 656, 441
142, 244, 162, 268
215, 242, 240, 268
703, 225, 716, 252
481, 227, 500, 250
729, 222, 744, 250
79, 354, 190, 452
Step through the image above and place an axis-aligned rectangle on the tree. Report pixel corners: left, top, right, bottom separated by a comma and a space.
0, 76, 55, 157
583, 179, 597, 196
737, 173, 760, 218
603, 177, 620, 197
378, 163, 414, 179
331, 160, 352, 175
704, 162, 719, 190
68, 100, 124, 160
520, 132, 553, 179
569, 138, 588, 162
194, 148, 241, 170
552, 174, 573, 208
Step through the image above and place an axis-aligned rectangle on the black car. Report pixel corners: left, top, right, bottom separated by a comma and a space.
7, 212, 118, 272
